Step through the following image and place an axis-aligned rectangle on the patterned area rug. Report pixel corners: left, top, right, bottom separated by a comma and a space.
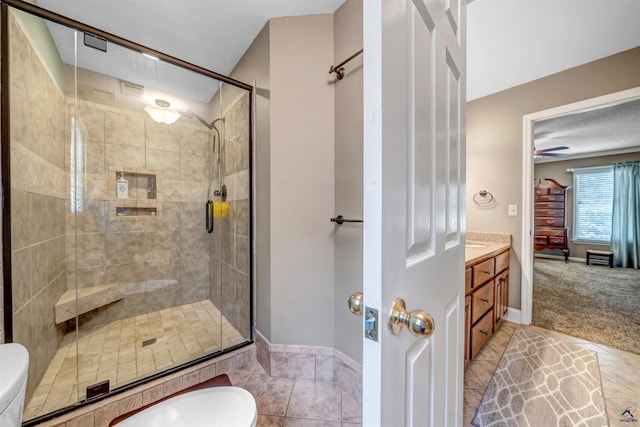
472, 329, 608, 427
533, 258, 640, 355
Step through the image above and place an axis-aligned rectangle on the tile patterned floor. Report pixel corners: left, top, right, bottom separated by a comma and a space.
25, 314, 635, 426
227, 361, 362, 427
24, 300, 246, 420
464, 321, 640, 426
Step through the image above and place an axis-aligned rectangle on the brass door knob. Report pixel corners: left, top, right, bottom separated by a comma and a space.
347, 292, 364, 316
388, 298, 435, 338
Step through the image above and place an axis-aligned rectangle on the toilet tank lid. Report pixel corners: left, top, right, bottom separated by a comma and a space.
0, 343, 29, 413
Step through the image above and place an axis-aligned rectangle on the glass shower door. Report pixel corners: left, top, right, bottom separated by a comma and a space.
71, 35, 226, 399
6, 4, 253, 422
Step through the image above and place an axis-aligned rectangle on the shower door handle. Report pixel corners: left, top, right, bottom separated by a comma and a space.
206, 200, 214, 233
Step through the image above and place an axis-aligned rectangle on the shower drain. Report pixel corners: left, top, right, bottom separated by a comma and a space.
142, 337, 157, 347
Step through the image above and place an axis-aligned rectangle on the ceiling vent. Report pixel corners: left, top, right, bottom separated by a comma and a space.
120, 81, 144, 98
77, 88, 115, 103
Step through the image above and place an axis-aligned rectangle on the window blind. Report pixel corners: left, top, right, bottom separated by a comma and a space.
572, 166, 613, 242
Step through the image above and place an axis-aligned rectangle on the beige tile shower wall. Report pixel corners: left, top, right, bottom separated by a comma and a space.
209, 92, 251, 339
64, 99, 215, 328
8, 12, 68, 398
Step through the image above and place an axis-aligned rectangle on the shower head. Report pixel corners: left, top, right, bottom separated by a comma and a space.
181, 110, 223, 130
144, 99, 223, 130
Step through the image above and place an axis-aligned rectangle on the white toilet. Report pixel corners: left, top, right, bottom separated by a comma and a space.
0, 343, 29, 427
114, 386, 257, 427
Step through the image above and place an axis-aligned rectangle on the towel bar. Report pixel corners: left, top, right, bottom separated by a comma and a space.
330, 215, 363, 225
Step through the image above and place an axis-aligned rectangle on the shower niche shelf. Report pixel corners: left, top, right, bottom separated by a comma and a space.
109, 166, 162, 220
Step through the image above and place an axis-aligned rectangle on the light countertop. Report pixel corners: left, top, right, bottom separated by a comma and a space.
465, 232, 511, 266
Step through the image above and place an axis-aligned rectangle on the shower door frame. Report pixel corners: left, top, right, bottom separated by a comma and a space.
1, 0, 255, 421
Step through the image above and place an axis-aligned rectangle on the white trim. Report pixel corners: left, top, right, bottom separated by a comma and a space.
534, 253, 586, 263
521, 86, 640, 328
521, 113, 535, 325
504, 307, 521, 324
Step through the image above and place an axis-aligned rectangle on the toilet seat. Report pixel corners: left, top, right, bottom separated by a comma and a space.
0, 343, 29, 427
114, 386, 257, 427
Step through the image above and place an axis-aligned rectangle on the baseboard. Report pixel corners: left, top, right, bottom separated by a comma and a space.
534, 253, 586, 263
254, 329, 362, 402
505, 307, 522, 324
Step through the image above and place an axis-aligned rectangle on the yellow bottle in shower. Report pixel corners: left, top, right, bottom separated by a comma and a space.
213, 201, 228, 218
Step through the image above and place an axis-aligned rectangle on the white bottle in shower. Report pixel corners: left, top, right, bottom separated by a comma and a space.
117, 172, 128, 199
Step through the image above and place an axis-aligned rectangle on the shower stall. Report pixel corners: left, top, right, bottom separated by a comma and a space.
1, 3, 253, 423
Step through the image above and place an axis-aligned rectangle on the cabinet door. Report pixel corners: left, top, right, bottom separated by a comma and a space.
495, 270, 509, 325
465, 295, 471, 362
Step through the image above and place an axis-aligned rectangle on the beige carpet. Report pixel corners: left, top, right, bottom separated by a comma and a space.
472, 329, 608, 427
533, 258, 640, 355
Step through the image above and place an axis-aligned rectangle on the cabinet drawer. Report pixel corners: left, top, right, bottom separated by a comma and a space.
535, 228, 565, 237
549, 187, 565, 195
534, 208, 564, 217
534, 236, 548, 246
472, 280, 494, 323
535, 195, 564, 202
495, 250, 509, 273
471, 310, 493, 359
465, 268, 472, 293
535, 217, 564, 227
535, 187, 549, 195
536, 202, 564, 209
549, 237, 565, 246
472, 258, 495, 288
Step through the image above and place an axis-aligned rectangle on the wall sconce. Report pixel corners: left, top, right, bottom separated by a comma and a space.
144, 99, 181, 125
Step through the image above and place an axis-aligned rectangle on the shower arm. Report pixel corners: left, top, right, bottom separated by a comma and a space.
185, 110, 223, 200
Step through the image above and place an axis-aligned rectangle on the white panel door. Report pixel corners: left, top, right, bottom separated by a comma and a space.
362, 0, 466, 426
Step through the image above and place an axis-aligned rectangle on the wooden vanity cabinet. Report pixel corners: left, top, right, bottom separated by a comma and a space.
534, 178, 570, 262
464, 248, 510, 363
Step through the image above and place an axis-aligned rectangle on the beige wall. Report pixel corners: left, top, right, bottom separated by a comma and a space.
333, 0, 363, 363
467, 46, 640, 310
232, 15, 336, 346
269, 14, 335, 346
534, 152, 640, 260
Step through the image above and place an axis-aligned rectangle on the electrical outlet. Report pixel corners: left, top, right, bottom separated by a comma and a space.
508, 204, 518, 216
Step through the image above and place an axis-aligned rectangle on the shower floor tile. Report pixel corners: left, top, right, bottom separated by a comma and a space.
24, 300, 245, 421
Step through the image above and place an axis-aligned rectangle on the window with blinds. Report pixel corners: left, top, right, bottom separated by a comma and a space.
572, 166, 613, 243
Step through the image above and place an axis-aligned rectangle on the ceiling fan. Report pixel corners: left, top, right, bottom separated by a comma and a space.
533, 146, 570, 158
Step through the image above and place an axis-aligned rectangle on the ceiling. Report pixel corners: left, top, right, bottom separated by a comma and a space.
33, 0, 640, 159
534, 97, 640, 162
